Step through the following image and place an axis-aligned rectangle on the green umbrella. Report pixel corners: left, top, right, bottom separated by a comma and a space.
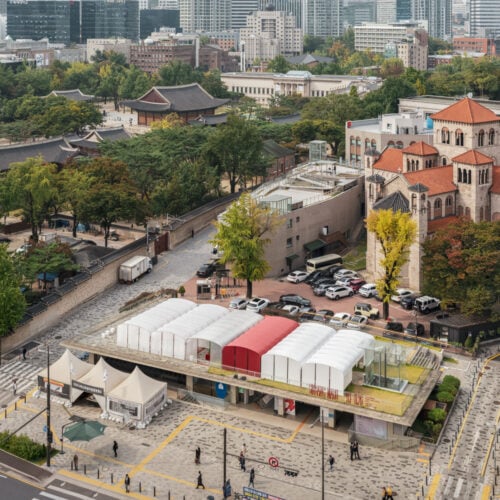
63, 420, 106, 442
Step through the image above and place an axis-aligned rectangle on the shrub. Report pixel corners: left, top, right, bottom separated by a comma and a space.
464, 335, 474, 348
431, 423, 443, 440
178, 285, 186, 296
427, 408, 446, 424
442, 375, 460, 390
0, 431, 47, 462
436, 391, 455, 404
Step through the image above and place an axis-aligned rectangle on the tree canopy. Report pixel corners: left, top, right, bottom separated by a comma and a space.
366, 209, 417, 319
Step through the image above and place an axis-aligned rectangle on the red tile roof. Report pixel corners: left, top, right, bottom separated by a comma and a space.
403, 166, 456, 196
428, 216, 460, 234
430, 97, 499, 124
491, 166, 500, 194
452, 149, 493, 165
372, 148, 403, 172
402, 142, 438, 156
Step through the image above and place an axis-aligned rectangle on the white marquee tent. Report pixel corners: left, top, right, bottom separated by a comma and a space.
116, 298, 196, 351
106, 367, 168, 428
185, 310, 263, 364
74, 358, 128, 413
301, 330, 376, 395
152, 304, 228, 360
37, 349, 92, 403
261, 323, 334, 386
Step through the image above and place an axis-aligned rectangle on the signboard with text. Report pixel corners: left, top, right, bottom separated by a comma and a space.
242, 487, 286, 500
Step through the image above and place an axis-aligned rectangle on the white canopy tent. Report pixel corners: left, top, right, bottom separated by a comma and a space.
37, 349, 92, 403
301, 330, 376, 395
153, 304, 228, 360
185, 310, 263, 364
74, 358, 128, 413
261, 323, 334, 386
106, 367, 168, 428
116, 299, 196, 351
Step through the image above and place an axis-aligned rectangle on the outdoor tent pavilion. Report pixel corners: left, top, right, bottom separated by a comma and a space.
153, 304, 228, 360
261, 323, 334, 386
222, 316, 298, 376
37, 349, 92, 404
116, 298, 196, 351
185, 310, 263, 364
301, 330, 376, 395
106, 366, 168, 428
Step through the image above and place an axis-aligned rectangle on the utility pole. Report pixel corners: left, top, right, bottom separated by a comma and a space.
223, 428, 227, 490
321, 409, 325, 500
46, 343, 51, 466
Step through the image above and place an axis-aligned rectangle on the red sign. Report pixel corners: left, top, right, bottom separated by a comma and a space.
268, 456, 279, 468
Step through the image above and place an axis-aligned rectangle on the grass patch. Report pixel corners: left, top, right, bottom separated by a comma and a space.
443, 356, 458, 364
370, 363, 428, 384
342, 239, 367, 272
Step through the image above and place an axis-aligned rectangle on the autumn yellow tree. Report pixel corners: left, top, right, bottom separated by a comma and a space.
366, 209, 417, 319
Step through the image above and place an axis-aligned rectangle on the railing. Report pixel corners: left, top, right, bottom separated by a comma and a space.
348, 425, 422, 451
177, 388, 229, 410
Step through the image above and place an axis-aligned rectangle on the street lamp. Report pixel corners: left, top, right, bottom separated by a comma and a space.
321, 409, 325, 500
46, 343, 52, 466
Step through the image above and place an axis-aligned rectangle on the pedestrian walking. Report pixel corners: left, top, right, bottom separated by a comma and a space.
195, 446, 201, 464
382, 486, 388, 499
124, 474, 130, 493
22, 347, 27, 361
350, 441, 355, 461
241, 443, 247, 457
239, 451, 246, 471
353, 440, 360, 460
249, 468, 255, 488
113, 440, 118, 457
196, 471, 205, 489
224, 479, 232, 498
73, 454, 79, 471
12, 380, 16, 396
328, 454, 335, 471
385, 485, 394, 500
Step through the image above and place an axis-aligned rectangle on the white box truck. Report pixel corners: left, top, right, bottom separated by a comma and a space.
119, 256, 153, 284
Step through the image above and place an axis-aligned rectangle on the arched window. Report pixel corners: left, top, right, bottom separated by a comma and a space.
416, 160, 419, 169
427, 201, 431, 220
458, 205, 464, 217
489, 128, 495, 145
371, 139, 377, 150
434, 198, 442, 218
365, 138, 370, 150
411, 159, 415, 171
455, 129, 464, 146
465, 207, 471, 218
458, 168, 462, 183
387, 140, 395, 148
445, 196, 453, 216
478, 129, 485, 147
406, 159, 410, 171
485, 169, 489, 183
441, 128, 450, 144
442, 157, 447, 166
396, 141, 404, 149
468, 170, 472, 184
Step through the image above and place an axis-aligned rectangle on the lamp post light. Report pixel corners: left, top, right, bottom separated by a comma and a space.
46, 343, 52, 467
321, 409, 325, 500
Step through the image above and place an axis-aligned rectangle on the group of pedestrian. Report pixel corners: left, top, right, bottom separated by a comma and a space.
350, 440, 361, 460
382, 485, 394, 499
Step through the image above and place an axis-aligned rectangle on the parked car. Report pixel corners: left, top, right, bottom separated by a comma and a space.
359, 283, 378, 298
246, 297, 270, 313
413, 296, 441, 314
347, 315, 368, 330
229, 297, 249, 310
326, 264, 344, 277
309, 276, 334, 288
298, 307, 317, 322
349, 279, 366, 293
279, 294, 312, 308
0, 236, 12, 244
335, 276, 358, 287
196, 262, 216, 277
334, 269, 358, 280
281, 304, 301, 316
315, 309, 335, 322
329, 312, 351, 328
353, 302, 380, 319
304, 270, 325, 284
404, 322, 425, 336
325, 285, 354, 300
313, 281, 337, 296
391, 288, 413, 303
385, 321, 404, 333
400, 293, 420, 310
287, 270, 309, 283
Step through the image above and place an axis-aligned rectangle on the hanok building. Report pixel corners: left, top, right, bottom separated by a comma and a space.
365, 97, 500, 291
121, 83, 229, 126
68, 127, 131, 156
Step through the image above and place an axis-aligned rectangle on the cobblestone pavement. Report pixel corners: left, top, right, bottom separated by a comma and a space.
1, 226, 498, 499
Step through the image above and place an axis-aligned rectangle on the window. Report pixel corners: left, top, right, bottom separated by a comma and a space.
458, 168, 462, 182
455, 129, 464, 146
286, 238, 293, 248
489, 128, 495, 145
296, 235, 300, 241
287, 218, 292, 228
441, 128, 450, 144
478, 129, 485, 147
296, 216, 300, 222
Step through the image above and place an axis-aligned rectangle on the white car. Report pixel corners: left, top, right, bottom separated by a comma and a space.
325, 285, 354, 300
391, 288, 413, 303
359, 283, 377, 298
287, 270, 309, 283
329, 312, 351, 328
229, 297, 249, 310
281, 304, 301, 316
334, 269, 358, 281
246, 297, 270, 313
347, 315, 368, 330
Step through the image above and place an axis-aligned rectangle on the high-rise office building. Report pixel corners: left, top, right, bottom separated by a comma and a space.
179, 0, 231, 32
302, 0, 343, 37
344, 1, 376, 27
470, 0, 500, 38
258, 0, 302, 28
232, 0, 258, 29
425, 0, 452, 40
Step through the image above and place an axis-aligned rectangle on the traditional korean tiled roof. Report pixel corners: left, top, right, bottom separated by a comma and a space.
403, 166, 455, 196
48, 89, 94, 101
372, 148, 403, 172
121, 100, 171, 112
452, 149, 493, 165
372, 191, 409, 212
402, 142, 438, 156
188, 113, 228, 126
430, 97, 498, 124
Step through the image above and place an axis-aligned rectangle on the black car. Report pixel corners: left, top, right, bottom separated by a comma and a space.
385, 321, 404, 332
305, 270, 328, 284
400, 294, 419, 310
279, 294, 312, 308
326, 265, 344, 277
310, 276, 334, 287
404, 322, 425, 336
196, 262, 216, 277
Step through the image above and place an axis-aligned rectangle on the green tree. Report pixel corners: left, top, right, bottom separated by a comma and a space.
421, 218, 500, 318
205, 114, 265, 193
366, 209, 417, 319
0, 245, 26, 356
267, 55, 291, 73
303, 35, 328, 53
380, 58, 405, 79
158, 61, 202, 86
7, 157, 58, 242
119, 65, 154, 100
210, 193, 280, 298
201, 70, 231, 98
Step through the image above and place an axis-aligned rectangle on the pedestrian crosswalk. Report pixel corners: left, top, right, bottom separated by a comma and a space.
0, 360, 41, 407
33, 479, 121, 500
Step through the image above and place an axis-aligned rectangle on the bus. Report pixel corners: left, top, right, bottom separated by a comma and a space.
305, 253, 343, 273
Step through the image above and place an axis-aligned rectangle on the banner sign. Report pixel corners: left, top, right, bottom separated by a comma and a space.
242, 487, 286, 500
71, 380, 104, 396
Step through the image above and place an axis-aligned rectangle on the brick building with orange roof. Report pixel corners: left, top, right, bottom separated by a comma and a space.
365, 97, 500, 291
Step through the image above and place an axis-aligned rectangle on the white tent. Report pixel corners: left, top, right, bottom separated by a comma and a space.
106, 367, 168, 427
37, 349, 92, 403
116, 299, 196, 350
185, 310, 263, 364
154, 304, 228, 360
74, 358, 128, 413
261, 323, 334, 386
301, 330, 375, 395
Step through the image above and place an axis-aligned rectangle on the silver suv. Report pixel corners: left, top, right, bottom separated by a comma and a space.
413, 296, 440, 314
